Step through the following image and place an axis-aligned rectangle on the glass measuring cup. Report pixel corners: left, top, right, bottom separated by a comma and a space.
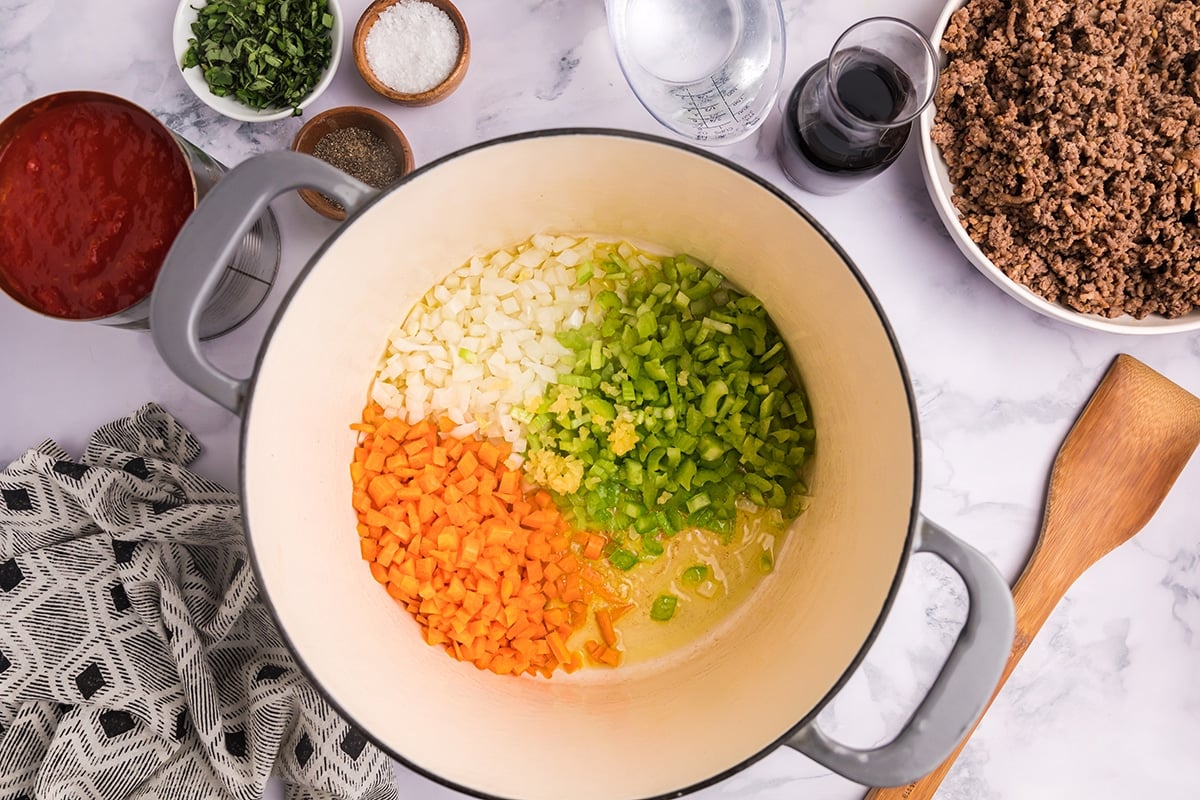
606, 0, 786, 145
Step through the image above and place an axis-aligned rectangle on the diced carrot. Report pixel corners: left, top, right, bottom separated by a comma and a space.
385, 518, 411, 543
598, 646, 622, 667
395, 485, 421, 501
569, 600, 588, 629
520, 509, 556, 529
596, 608, 617, 647
350, 407, 629, 679
360, 539, 378, 561
415, 558, 435, 582
526, 559, 543, 583
431, 446, 448, 467
445, 503, 472, 527
609, 602, 635, 622
463, 591, 485, 614
477, 558, 500, 582
485, 526, 514, 546
417, 494, 436, 523
579, 565, 606, 586
561, 573, 583, 603
436, 529, 461, 552
477, 440, 500, 469
417, 471, 441, 494
546, 631, 570, 665
460, 535, 481, 564
386, 453, 415, 472
364, 450, 386, 472
457, 450, 479, 479
377, 542, 399, 568
583, 534, 606, 561
367, 475, 396, 506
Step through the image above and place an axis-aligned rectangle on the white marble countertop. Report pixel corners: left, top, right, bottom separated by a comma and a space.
2, 0, 1199, 798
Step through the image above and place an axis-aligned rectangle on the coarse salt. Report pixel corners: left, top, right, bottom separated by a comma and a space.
365, 0, 461, 94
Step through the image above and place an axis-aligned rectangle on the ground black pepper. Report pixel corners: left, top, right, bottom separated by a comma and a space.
310, 126, 400, 210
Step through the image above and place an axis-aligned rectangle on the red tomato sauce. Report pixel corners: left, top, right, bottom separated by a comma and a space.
0, 98, 194, 319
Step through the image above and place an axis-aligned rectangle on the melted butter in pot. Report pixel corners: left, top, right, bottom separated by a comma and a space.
575, 504, 789, 663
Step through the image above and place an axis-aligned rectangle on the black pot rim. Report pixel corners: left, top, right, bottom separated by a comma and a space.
239, 127, 921, 800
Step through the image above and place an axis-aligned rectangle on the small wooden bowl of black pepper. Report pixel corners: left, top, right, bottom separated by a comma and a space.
291, 106, 414, 221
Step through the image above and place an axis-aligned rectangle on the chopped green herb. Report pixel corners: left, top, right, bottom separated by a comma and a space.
650, 594, 678, 621
181, 0, 335, 115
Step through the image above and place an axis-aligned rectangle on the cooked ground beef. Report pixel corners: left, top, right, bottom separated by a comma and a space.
932, 0, 1200, 319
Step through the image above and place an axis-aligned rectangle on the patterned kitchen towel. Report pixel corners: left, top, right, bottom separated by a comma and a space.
0, 403, 398, 800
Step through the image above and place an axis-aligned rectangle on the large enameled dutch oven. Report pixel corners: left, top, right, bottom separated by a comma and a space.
150, 130, 1014, 800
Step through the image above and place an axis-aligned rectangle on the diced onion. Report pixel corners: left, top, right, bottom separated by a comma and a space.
371, 234, 618, 460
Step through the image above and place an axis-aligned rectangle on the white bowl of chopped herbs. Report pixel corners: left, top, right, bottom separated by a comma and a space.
174, 0, 344, 122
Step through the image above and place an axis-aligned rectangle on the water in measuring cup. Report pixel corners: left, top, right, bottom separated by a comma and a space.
608, 0, 783, 144
624, 0, 739, 83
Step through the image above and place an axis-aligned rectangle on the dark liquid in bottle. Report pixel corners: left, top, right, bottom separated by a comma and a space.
838, 58, 910, 122
778, 50, 916, 195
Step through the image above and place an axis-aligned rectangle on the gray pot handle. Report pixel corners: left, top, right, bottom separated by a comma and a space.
786, 517, 1014, 786
151, 151, 376, 413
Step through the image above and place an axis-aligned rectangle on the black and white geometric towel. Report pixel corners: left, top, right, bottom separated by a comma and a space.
0, 404, 398, 800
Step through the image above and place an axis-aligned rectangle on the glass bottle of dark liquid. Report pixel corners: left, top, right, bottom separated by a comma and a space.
776, 18, 938, 196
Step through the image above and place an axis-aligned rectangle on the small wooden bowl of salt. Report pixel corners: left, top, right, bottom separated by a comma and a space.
353, 0, 470, 106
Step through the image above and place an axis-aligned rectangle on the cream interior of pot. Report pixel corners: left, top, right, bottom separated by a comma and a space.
242, 133, 916, 800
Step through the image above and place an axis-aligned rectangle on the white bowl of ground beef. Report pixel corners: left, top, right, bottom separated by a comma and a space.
919, 0, 1200, 335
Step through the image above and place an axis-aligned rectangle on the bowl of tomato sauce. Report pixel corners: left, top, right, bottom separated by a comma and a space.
0, 91, 279, 337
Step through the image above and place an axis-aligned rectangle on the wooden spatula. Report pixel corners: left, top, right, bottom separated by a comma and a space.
866, 354, 1200, 800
